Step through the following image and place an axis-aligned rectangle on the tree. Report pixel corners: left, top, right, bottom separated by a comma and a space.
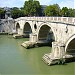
67, 8, 73, 17
68, 9, 75, 17
0, 8, 5, 19
61, 7, 68, 17
11, 7, 25, 19
72, 9, 75, 17
44, 4, 60, 16
24, 0, 42, 16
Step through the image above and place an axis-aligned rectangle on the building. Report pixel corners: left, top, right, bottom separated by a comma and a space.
41, 5, 47, 16
4, 7, 11, 19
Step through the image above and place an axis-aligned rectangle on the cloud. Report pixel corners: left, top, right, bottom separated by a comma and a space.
39, 0, 52, 5
0, 0, 25, 7
0, 0, 74, 9
40, 0, 74, 8
0, 0, 53, 7
58, 0, 74, 8
74, 0, 75, 9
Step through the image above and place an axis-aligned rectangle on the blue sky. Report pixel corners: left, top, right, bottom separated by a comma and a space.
0, 0, 74, 8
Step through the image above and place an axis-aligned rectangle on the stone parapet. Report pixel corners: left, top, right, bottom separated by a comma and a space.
15, 17, 75, 25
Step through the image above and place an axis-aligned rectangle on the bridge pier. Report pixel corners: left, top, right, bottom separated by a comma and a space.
13, 28, 31, 38
29, 33, 38, 42
21, 32, 52, 48
18, 28, 23, 35
21, 33, 38, 48
52, 42, 65, 58
42, 42, 66, 65
13, 28, 24, 38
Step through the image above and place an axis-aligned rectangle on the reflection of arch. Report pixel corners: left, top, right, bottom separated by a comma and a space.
38, 24, 55, 42
16, 23, 20, 33
65, 34, 75, 54
23, 22, 32, 36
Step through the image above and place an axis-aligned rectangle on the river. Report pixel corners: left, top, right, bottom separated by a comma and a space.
0, 35, 75, 75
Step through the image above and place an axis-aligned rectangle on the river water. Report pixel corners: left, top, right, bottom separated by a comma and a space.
0, 35, 75, 75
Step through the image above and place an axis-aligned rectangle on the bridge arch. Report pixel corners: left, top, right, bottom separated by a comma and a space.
37, 23, 55, 43
23, 22, 32, 37
15, 22, 20, 33
65, 34, 75, 55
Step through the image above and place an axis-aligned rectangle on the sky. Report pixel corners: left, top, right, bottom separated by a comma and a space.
0, 0, 74, 9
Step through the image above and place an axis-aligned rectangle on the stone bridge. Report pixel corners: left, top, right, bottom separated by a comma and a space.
14, 17, 75, 65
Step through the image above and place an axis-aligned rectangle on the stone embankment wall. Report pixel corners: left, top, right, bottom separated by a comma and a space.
0, 18, 15, 33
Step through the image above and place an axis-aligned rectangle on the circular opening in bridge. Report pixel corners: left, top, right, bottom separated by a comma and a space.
23, 22, 32, 37
34, 24, 37, 30
38, 25, 55, 46
66, 38, 75, 55
16, 23, 20, 33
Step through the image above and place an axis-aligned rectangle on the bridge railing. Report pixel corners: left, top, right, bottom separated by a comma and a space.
15, 17, 75, 25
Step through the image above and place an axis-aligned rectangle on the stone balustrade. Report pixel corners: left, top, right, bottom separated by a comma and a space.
15, 17, 75, 25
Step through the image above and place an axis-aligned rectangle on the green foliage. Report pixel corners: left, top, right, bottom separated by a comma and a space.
60, 7, 75, 17
11, 7, 25, 19
44, 4, 60, 16
72, 9, 75, 17
60, 7, 68, 17
24, 0, 42, 16
44, 4, 75, 17
68, 9, 75, 17
0, 8, 5, 19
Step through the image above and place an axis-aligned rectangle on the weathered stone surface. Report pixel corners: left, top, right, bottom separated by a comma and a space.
0, 18, 15, 33
13, 34, 23, 39
21, 41, 36, 49
14, 17, 75, 65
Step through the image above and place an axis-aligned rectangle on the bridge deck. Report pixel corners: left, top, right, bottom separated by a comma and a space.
15, 17, 75, 25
